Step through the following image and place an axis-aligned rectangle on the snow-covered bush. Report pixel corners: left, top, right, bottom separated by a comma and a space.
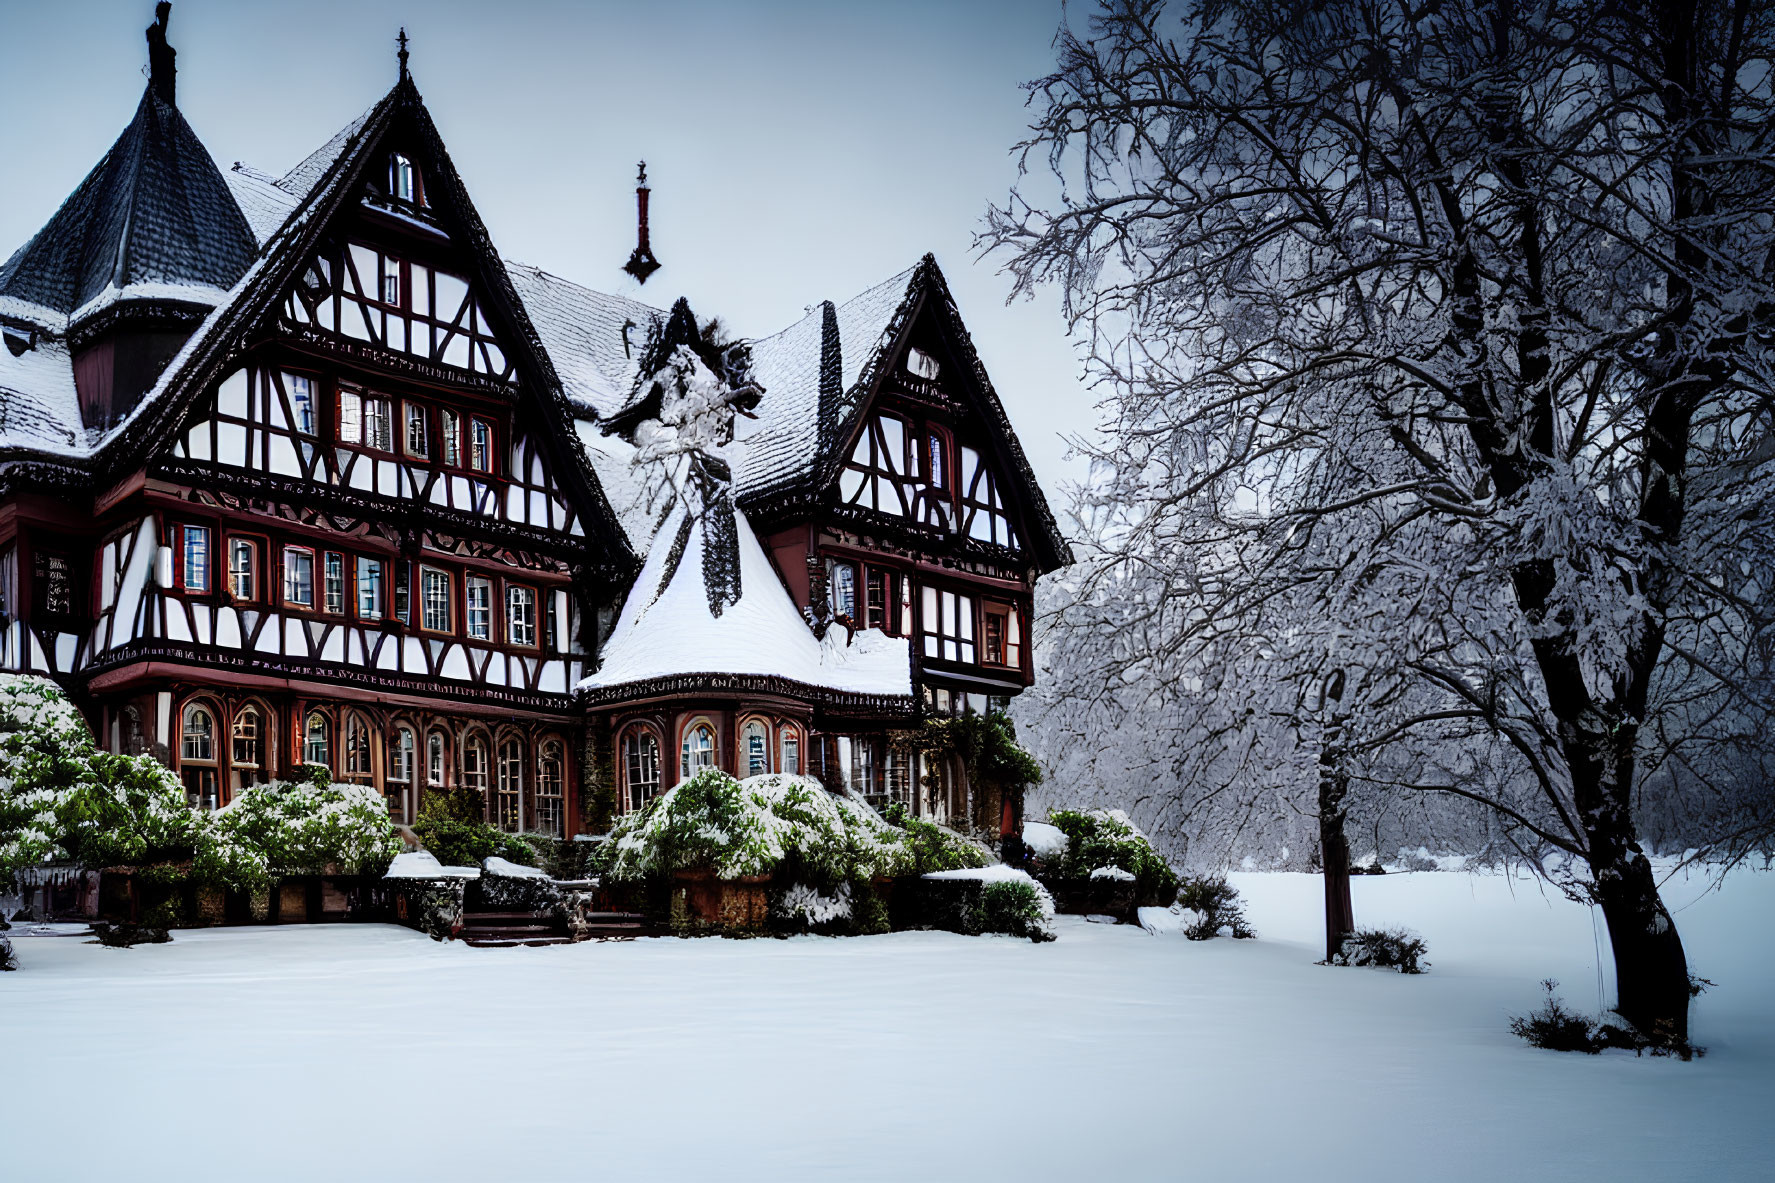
1044, 808, 1179, 906
0, 675, 196, 887
203, 767, 402, 888
979, 879, 1053, 941
1331, 928, 1429, 974
604, 770, 980, 885
913, 866, 1056, 941
1175, 874, 1255, 940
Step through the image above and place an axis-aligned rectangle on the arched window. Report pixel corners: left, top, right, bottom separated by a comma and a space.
621, 728, 660, 814
462, 735, 489, 813
427, 730, 448, 787
342, 712, 373, 783
536, 739, 565, 837
680, 720, 715, 781
741, 719, 770, 778
231, 703, 268, 791
181, 703, 214, 762
180, 702, 218, 811
781, 725, 801, 777
496, 737, 524, 832
304, 711, 330, 768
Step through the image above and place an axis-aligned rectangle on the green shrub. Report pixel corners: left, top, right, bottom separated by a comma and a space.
1047, 809, 1179, 904
1332, 928, 1429, 973
412, 816, 534, 869
202, 768, 401, 889
976, 878, 1052, 941
1176, 874, 1255, 940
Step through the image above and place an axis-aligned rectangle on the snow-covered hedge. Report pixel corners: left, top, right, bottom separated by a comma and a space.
0, 676, 399, 893
0, 676, 195, 886
199, 768, 403, 889
602, 769, 990, 885
1044, 808, 1179, 904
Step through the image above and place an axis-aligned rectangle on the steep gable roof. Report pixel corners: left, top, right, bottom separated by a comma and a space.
83, 75, 635, 574
0, 87, 257, 331
506, 263, 661, 418
735, 255, 1071, 572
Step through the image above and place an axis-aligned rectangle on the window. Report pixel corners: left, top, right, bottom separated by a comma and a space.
960, 446, 1020, 549
357, 557, 384, 619
496, 738, 523, 832
181, 703, 215, 762
469, 418, 493, 473
324, 552, 345, 613
462, 737, 489, 808
622, 729, 660, 814
865, 568, 896, 633
466, 576, 492, 640
983, 603, 1023, 668
390, 728, 415, 784
232, 705, 266, 790
742, 719, 770, 778
442, 411, 461, 467
921, 586, 976, 664
829, 560, 857, 621
35, 551, 71, 616
781, 729, 800, 776
180, 702, 219, 811
380, 256, 401, 306
427, 730, 447, 786
536, 740, 565, 838
283, 547, 315, 607
365, 397, 394, 451
680, 721, 715, 780
343, 712, 373, 782
181, 525, 210, 592
421, 567, 452, 632
286, 373, 316, 435
304, 711, 330, 767
507, 585, 536, 646
405, 403, 430, 458
907, 347, 940, 380
927, 432, 949, 490
884, 746, 914, 812
231, 706, 260, 769
339, 388, 362, 443
391, 153, 418, 204
229, 538, 258, 601
0, 545, 13, 620
394, 561, 411, 625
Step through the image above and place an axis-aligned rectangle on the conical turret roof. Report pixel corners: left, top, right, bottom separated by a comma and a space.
0, 86, 257, 326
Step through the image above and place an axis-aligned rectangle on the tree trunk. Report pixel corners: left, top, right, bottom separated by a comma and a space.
1318, 671, 1355, 963
1559, 709, 1692, 1041
1318, 786, 1354, 964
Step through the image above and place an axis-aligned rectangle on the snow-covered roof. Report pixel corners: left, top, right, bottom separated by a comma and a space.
506, 262, 662, 418
224, 164, 300, 245
0, 87, 257, 329
581, 501, 912, 702
0, 336, 85, 454
276, 105, 374, 201
735, 265, 916, 500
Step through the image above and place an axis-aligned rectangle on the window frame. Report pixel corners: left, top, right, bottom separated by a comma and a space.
419, 565, 454, 634
225, 534, 263, 604
323, 551, 346, 615
679, 717, 717, 782
505, 583, 538, 648
177, 523, 212, 594
465, 574, 493, 641
404, 400, 432, 460
281, 545, 317, 610
356, 555, 385, 621
620, 725, 662, 815
740, 717, 772, 779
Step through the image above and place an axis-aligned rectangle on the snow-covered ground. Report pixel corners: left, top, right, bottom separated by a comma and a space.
3, 865, 1770, 1182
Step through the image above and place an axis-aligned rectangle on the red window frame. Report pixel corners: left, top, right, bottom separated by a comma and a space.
175, 523, 212, 594
225, 533, 266, 605
504, 581, 540, 649
281, 544, 318, 611
418, 564, 455, 635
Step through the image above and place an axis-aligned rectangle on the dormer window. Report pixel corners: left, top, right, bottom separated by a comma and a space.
391, 153, 420, 204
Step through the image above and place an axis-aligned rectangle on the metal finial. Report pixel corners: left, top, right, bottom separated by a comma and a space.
637, 160, 648, 187
397, 28, 410, 80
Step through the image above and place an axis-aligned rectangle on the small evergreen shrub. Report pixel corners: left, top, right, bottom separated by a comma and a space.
1331, 927, 1430, 974
91, 920, 171, 948
1511, 980, 1605, 1053
411, 781, 534, 869
976, 879, 1054, 942
1176, 874, 1255, 940
1047, 809, 1178, 905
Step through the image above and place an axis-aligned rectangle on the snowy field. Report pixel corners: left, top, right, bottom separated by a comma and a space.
3, 866, 1771, 1182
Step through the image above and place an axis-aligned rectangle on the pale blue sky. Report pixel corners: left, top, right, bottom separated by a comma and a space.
0, 0, 1091, 504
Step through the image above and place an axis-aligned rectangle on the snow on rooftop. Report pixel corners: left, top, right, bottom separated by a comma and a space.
0, 335, 85, 455
225, 164, 300, 245
580, 501, 911, 699
507, 262, 662, 419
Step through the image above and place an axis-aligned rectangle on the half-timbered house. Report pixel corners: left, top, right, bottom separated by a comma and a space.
0, 7, 1069, 850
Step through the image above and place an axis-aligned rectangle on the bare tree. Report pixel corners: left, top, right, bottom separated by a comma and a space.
989, 0, 1775, 1042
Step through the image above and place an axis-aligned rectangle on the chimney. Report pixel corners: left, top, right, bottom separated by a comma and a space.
146, 2, 176, 105
623, 162, 662, 284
